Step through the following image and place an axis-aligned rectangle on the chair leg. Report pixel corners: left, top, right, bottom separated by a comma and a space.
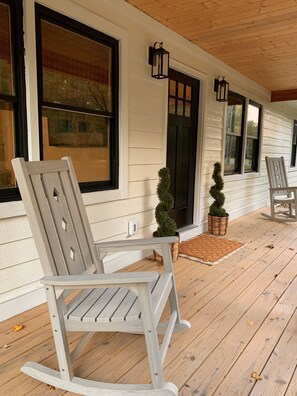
294, 193, 297, 220
45, 286, 73, 381
270, 197, 276, 219
137, 284, 165, 389
161, 244, 190, 332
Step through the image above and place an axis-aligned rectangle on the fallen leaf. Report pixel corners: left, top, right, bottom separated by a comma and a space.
251, 371, 262, 381
11, 324, 24, 332
274, 274, 278, 278
247, 320, 254, 325
289, 248, 294, 250
3, 344, 12, 349
266, 244, 274, 249
46, 384, 57, 390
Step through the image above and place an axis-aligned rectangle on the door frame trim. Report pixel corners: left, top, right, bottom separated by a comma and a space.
168, 60, 207, 228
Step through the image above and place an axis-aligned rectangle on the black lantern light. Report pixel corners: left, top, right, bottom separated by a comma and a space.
214, 76, 229, 102
148, 42, 169, 79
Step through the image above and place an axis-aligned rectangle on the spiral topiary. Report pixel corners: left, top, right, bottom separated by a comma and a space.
209, 162, 227, 217
155, 167, 177, 237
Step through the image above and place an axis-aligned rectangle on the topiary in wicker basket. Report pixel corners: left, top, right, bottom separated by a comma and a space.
154, 167, 179, 262
208, 162, 229, 236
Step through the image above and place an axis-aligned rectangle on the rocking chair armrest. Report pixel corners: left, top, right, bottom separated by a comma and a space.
41, 271, 159, 289
270, 187, 297, 193
95, 236, 178, 253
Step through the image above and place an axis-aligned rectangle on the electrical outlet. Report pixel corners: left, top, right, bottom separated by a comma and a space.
127, 219, 138, 237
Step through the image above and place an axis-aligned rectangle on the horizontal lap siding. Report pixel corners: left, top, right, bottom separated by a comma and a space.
201, 91, 224, 219
263, 109, 294, 189
0, 215, 42, 307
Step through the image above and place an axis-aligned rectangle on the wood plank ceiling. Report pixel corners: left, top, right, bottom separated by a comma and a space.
125, 0, 297, 101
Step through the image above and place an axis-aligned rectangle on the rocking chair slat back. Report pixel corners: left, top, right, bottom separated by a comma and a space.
265, 156, 289, 195
12, 157, 101, 276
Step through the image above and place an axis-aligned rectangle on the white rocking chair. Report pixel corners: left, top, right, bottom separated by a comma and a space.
265, 156, 297, 221
12, 157, 190, 395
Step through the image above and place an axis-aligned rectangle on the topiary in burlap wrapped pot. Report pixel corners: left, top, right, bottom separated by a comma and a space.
208, 162, 228, 236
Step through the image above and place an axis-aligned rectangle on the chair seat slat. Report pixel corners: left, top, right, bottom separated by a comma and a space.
68, 288, 107, 321
124, 275, 161, 322
80, 287, 119, 322
64, 274, 170, 324
95, 287, 130, 323
111, 289, 138, 323
66, 289, 93, 314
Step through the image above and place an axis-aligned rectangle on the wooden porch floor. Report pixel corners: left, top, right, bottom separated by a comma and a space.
1, 207, 297, 395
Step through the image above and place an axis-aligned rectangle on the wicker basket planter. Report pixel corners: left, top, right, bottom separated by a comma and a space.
153, 233, 179, 263
208, 214, 229, 236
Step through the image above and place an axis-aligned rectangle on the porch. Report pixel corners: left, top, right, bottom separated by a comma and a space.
1, 207, 297, 395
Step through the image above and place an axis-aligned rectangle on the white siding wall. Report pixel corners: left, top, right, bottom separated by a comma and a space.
1, 0, 297, 321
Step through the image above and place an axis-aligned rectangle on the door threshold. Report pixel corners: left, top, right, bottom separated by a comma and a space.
177, 225, 202, 242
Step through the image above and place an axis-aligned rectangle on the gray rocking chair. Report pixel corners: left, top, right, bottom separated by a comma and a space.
265, 156, 297, 221
12, 157, 190, 395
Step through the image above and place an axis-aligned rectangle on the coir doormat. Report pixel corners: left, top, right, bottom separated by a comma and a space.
179, 233, 245, 265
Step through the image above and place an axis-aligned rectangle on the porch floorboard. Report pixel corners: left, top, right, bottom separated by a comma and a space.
1, 207, 297, 395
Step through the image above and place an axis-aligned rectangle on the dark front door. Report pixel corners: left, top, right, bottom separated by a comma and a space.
167, 69, 199, 229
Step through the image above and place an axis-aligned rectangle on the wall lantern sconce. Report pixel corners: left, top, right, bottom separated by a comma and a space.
148, 42, 169, 79
214, 76, 229, 102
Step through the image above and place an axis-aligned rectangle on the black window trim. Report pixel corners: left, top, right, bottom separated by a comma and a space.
290, 120, 297, 168
0, 0, 28, 203
35, 4, 119, 193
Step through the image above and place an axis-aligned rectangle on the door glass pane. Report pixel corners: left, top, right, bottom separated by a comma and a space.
42, 107, 110, 182
247, 103, 259, 137
185, 85, 191, 101
169, 79, 176, 96
41, 21, 112, 112
0, 3, 13, 95
185, 101, 191, 117
0, 101, 15, 188
169, 97, 176, 114
178, 82, 184, 99
177, 99, 183, 116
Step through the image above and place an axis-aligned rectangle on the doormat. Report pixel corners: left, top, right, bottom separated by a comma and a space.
179, 233, 245, 265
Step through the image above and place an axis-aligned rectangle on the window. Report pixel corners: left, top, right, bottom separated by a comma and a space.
224, 92, 262, 175
224, 92, 245, 174
245, 101, 261, 172
0, 0, 27, 202
35, 5, 119, 192
290, 120, 297, 167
